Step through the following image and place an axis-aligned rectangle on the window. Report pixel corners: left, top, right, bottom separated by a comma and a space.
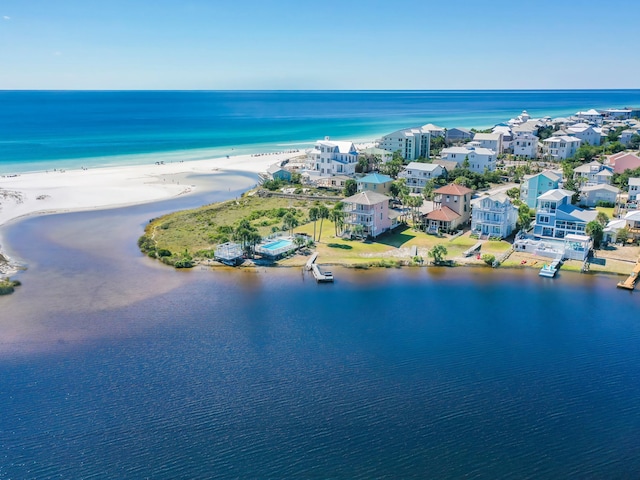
539, 215, 550, 224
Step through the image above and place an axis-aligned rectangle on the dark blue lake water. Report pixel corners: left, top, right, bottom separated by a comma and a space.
1, 184, 639, 478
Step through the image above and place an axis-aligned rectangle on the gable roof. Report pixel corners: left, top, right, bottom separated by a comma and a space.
434, 184, 473, 196
543, 135, 582, 144
316, 139, 356, 154
344, 190, 391, 206
432, 160, 458, 172
580, 184, 619, 193
441, 146, 496, 156
473, 132, 502, 141
267, 164, 287, 174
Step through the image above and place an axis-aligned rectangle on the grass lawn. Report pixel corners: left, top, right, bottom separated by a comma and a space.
596, 205, 615, 219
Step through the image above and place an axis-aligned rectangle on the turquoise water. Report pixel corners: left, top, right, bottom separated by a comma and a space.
2, 90, 640, 173
261, 238, 293, 250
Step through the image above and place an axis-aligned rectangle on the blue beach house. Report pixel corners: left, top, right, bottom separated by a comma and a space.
520, 170, 561, 208
533, 189, 597, 239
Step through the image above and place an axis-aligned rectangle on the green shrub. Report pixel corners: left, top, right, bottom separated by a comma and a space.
481, 253, 496, 266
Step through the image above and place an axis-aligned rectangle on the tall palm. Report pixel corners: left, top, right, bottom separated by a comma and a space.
331, 202, 345, 236
308, 206, 319, 241
317, 205, 330, 243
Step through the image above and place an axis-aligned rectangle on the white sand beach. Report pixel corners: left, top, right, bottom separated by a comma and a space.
0, 150, 305, 275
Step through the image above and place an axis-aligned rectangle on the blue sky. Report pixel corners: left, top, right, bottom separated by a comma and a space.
1, 0, 639, 90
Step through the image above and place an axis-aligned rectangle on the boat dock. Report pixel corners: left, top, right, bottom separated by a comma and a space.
463, 241, 483, 257
539, 258, 562, 278
617, 257, 640, 290
311, 264, 334, 283
305, 252, 319, 271
305, 252, 334, 282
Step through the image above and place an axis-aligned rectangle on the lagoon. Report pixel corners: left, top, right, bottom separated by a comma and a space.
1, 188, 639, 478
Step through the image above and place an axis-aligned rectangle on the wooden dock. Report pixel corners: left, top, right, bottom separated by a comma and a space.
311, 264, 334, 283
305, 252, 319, 271
463, 241, 483, 257
617, 257, 640, 290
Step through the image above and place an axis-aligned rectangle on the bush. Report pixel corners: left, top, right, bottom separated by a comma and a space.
481, 254, 496, 266
596, 200, 615, 208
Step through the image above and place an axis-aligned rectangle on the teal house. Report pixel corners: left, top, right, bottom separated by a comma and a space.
357, 173, 394, 195
520, 170, 560, 208
267, 164, 292, 182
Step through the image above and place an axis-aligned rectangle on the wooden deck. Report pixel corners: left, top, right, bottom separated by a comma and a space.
617, 257, 640, 290
305, 252, 319, 271
311, 264, 334, 283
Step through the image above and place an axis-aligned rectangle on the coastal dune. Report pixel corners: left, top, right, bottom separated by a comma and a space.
0, 151, 302, 228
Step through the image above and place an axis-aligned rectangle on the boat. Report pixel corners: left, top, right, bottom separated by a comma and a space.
539, 258, 562, 278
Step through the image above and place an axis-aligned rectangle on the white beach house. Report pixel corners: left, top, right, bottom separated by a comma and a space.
471, 193, 518, 239
398, 162, 445, 193
307, 137, 359, 176
573, 161, 613, 186
542, 136, 581, 160
512, 133, 539, 158
472, 132, 503, 154
440, 145, 496, 173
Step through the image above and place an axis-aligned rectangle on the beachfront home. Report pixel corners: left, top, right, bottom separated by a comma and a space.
579, 184, 619, 207
422, 123, 446, 138
266, 164, 292, 182
520, 171, 561, 208
575, 109, 603, 125
357, 173, 393, 195
440, 145, 496, 173
379, 126, 431, 161
425, 184, 472, 233
492, 126, 513, 152
471, 193, 518, 239
307, 137, 359, 176
359, 146, 394, 164
606, 151, 640, 174
602, 108, 632, 120
533, 189, 597, 239
445, 127, 473, 143
398, 162, 444, 194
566, 123, 602, 146
472, 132, 503, 154
343, 191, 393, 238
573, 161, 613, 186
512, 133, 539, 158
542, 136, 581, 160
628, 178, 640, 202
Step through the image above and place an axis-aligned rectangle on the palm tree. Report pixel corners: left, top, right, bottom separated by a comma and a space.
428, 244, 448, 265
308, 206, 319, 241
317, 205, 330, 242
330, 202, 345, 236
282, 212, 299, 236
293, 235, 306, 250
352, 224, 365, 239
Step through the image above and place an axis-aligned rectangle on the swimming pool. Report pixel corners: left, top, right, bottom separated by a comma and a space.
255, 238, 296, 257
262, 239, 294, 251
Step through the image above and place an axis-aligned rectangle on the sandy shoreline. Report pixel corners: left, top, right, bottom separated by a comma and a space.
0, 150, 304, 276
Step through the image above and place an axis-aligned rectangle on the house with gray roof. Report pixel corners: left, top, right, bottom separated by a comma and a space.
343, 191, 394, 238
573, 161, 613, 186
398, 162, 445, 193
579, 184, 619, 207
471, 193, 518, 239
445, 127, 473, 143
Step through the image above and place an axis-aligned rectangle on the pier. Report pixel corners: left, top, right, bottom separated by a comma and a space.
617, 256, 640, 290
305, 252, 333, 282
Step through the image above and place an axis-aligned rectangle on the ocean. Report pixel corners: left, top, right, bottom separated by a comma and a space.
1, 185, 639, 478
2, 90, 640, 173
